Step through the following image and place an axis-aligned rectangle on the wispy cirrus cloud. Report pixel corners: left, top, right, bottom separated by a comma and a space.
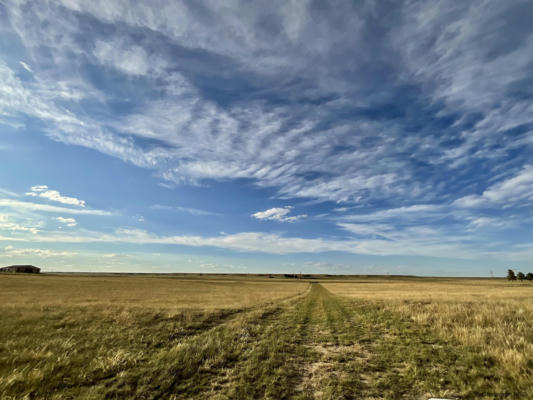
340, 205, 445, 223
2, 0, 531, 208
151, 205, 221, 217
336, 223, 395, 239
93, 39, 150, 76
453, 165, 533, 208
252, 207, 307, 223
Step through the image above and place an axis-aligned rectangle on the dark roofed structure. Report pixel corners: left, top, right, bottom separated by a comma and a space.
0, 265, 41, 274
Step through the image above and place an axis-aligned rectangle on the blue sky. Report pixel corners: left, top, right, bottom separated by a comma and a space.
1, 1, 533, 276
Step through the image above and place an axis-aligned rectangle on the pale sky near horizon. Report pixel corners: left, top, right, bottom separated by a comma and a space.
1, 1, 533, 276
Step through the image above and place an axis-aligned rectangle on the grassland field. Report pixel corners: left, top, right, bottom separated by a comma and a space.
0, 274, 531, 399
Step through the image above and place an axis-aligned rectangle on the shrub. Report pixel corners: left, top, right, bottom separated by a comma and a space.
517, 272, 525, 281
526, 272, 533, 281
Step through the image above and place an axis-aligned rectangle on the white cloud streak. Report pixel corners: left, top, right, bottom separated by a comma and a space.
0, 199, 112, 216
151, 205, 221, 217
252, 207, 307, 222
0, 214, 39, 234
19, 61, 32, 72
0, 226, 481, 260
3, 245, 76, 258
26, 185, 86, 207
454, 165, 533, 208
93, 39, 151, 76
341, 205, 444, 222
56, 216, 77, 227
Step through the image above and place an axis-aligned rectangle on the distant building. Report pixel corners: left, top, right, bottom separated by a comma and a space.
0, 265, 41, 274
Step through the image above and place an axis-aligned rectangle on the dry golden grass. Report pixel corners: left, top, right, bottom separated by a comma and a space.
1, 274, 531, 399
0, 274, 308, 310
323, 278, 533, 395
0, 274, 309, 399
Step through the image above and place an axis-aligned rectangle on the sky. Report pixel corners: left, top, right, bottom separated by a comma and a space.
1, 1, 533, 276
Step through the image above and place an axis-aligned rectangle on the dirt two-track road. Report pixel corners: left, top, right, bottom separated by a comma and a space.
120, 283, 523, 399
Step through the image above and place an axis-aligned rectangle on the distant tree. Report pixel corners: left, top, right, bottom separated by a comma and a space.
517, 272, 525, 281
507, 269, 516, 281
526, 272, 533, 281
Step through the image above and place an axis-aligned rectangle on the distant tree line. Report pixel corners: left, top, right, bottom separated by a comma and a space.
507, 269, 533, 281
